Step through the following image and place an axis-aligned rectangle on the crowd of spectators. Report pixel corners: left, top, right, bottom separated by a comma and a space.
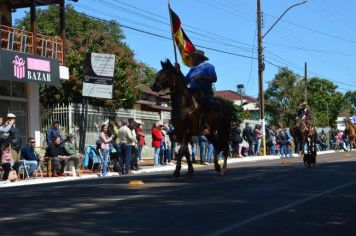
1, 113, 355, 181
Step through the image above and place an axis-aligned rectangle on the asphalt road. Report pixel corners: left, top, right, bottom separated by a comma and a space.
1, 151, 356, 236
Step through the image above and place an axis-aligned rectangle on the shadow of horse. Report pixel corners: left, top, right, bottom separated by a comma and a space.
151, 59, 232, 177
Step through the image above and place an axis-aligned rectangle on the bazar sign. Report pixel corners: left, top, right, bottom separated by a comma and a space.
0, 49, 59, 86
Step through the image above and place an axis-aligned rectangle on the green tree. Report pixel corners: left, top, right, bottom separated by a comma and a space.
265, 67, 347, 128
306, 77, 344, 127
16, 5, 156, 108
264, 67, 304, 127
343, 91, 356, 116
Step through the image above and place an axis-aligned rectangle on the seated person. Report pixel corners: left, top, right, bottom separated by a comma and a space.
45, 136, 68, 177
20, 137, 41, 177
1, 142, 20, 180
63, 134, 84, 172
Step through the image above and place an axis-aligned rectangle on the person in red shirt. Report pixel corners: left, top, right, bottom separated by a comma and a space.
136, 122, 146, 162
151, 121, 163, 166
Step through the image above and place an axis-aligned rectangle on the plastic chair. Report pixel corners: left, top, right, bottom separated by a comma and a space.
18, 160, 30, 179
19, 160, 43, 179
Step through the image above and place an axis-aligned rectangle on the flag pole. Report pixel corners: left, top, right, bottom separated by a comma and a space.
168, 1, 178, 64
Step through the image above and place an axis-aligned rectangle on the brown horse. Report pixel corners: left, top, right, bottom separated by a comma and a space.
345, 120, 356, 150
291, 119, 310, 155
151, 59, 232, 177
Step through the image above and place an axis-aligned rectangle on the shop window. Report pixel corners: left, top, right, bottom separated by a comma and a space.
11, 82, 27, 98
0, 81, 11, 96
0, 81, 26, 98
0, 100, 28, 141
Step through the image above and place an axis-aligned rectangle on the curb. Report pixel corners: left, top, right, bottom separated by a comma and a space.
0, 150, 353, 188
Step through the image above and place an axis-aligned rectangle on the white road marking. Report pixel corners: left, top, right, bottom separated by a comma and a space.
206, 179, 356, 236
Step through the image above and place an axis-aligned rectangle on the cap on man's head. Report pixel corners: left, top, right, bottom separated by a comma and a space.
135, 119, 143, 125
66, 134, 74, 139
53, 120, 60, 124
190, 50, 209, 61
7, 113, 16, 118
245, 122, 249, 125
128, 118, 138, 127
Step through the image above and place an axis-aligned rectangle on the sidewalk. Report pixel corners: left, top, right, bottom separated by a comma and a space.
0, 150, 347, 188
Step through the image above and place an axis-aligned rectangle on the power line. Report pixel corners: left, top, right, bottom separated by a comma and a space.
75, 11, 257, 60
74, 10, 354, 91
264, 13, 356, 45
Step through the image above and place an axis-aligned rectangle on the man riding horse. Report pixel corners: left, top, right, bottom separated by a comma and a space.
297, 101, 311, 130
151, 53, 232, 177
175, 49, 217, 133
297, 101, 310, 121
184, 50, 217, 111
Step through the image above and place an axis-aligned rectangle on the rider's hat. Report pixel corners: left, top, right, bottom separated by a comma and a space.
300, 101, 308, 106
189, 50, 209, 61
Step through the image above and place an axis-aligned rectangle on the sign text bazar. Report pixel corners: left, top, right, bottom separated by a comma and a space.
0, 49, 59, 86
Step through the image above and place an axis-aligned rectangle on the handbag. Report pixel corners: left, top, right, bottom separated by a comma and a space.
8, 169, 18, 182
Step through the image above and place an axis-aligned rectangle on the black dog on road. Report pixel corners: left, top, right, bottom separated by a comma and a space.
303, 150, 316, 168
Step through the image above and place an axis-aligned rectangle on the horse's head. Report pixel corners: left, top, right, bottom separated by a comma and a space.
307, 125, 316, 138
151, 59, 176, 92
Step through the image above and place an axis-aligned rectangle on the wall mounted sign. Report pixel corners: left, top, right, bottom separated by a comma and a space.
0, 49, 60, 86
82, 52, 115, 99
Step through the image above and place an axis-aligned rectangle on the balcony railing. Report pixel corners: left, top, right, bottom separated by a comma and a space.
0, 25, 64, 65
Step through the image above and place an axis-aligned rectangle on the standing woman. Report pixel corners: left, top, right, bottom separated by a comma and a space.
254, 124, 262, 156
151, 121, 163, 166
99, 124, 114, 177
136, 122, 146, 162
230, 122, 243, 157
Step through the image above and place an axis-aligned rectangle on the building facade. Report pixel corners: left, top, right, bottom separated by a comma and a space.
0, 0, 68, 141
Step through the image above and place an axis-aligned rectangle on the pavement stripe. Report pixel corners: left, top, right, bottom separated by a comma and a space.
205, 179, 356, 236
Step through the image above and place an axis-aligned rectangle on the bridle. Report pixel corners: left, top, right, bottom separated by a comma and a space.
157, 67, 179, 96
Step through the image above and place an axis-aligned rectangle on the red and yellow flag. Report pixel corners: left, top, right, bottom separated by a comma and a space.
169, 7, 196, 67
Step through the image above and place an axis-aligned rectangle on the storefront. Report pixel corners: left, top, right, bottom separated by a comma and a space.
0, 49, 60, 140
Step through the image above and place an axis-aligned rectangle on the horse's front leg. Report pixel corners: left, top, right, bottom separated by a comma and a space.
220, 148, 229, 176
213, 150, 221, 173
184, 148, 194, 176
174, 142, 188, 178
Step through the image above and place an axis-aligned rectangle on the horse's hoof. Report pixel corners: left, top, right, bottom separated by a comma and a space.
215, 165, 221, 173
220, 169, 226, 176
173, 171, 181, 178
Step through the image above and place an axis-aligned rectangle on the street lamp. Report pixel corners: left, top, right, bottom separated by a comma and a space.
257, 0, 307, 155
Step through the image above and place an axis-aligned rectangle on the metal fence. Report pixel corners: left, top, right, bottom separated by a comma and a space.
41, 103, 171, 159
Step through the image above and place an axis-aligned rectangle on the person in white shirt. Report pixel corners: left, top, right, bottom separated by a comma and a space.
118, 120, 137, 174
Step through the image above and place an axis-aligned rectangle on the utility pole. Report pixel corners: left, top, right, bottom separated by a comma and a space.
304, 62, 307, 103
257, 0, 266, 155
256, 0, 307, 156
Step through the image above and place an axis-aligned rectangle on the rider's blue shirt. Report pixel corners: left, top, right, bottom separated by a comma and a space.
185, 62, 217, 91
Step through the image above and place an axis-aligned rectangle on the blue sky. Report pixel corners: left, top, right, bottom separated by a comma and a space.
13, 0, 356, 98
